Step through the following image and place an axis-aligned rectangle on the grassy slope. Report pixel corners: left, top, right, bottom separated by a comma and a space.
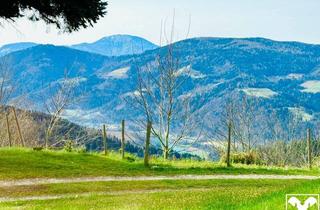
0, 148, 319, 180
2, 179, 320, 209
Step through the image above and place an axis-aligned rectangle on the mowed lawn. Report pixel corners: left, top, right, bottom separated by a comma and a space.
0, 148, 319, 180
1, 179, 320, 209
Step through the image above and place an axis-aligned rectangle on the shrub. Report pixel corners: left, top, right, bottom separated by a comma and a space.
221, 151, 262, 165
64, 140, 73, 152
33, 147, 43, 151
257, 140, 308, 167
75, 145, 87, 153
311, 156, 320, 167
125, 156, 135, 162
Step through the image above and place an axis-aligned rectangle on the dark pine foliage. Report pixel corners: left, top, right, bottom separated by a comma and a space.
0, 0, 107, 32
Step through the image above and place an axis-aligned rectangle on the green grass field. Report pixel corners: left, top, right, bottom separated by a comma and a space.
0, 148, 318, 180
1, 148, 320, 209
1, 179, 320, 209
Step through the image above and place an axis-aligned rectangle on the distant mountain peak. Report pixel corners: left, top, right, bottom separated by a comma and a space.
98, 34, 144, 40
0, 42, 38, 57
71, 34, 158, 56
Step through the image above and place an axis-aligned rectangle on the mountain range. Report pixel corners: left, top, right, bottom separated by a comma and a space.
0, 35, 158, 57
1, 35, 320, 156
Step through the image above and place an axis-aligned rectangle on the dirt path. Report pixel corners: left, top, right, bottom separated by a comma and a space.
0, 174, 318, 187
0, 188, 211, 202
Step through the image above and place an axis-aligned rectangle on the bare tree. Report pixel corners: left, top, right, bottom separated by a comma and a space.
210, 93, 262, 152
253, 107, 309, 167
43, 73, 77, 149
232, 94, 262, 152
0, 58, 14, 107
127, 20, 198, 159
205, 95, 237, 159
0, 58, 15, 146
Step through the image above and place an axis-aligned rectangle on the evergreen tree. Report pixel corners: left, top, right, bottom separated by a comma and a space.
0, 0, 107, 32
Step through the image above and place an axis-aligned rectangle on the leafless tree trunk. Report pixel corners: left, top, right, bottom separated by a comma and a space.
144, 121, 152, 167
102, 124, 107, 155
5, 113, 12, 147
307, 128, 312, 169
121, 119, 125, 159
226, 121, 232, 167
12, 107, 24, 146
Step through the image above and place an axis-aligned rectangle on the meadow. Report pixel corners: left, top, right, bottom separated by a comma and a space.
0, 148, 320, 209
0, 148, 318, 179
1, 179, 320, 209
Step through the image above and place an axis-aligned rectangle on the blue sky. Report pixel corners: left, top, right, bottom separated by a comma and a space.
0, 0, 320, 46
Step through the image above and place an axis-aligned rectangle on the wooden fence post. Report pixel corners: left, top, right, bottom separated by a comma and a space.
5, 113, 12, 147
121, 120, 125, 159
102, 124, 107, 155
12, 107, 24, 147
307, 128, 312, 169
144, 121, 152, 167
226, 121, 232, 167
